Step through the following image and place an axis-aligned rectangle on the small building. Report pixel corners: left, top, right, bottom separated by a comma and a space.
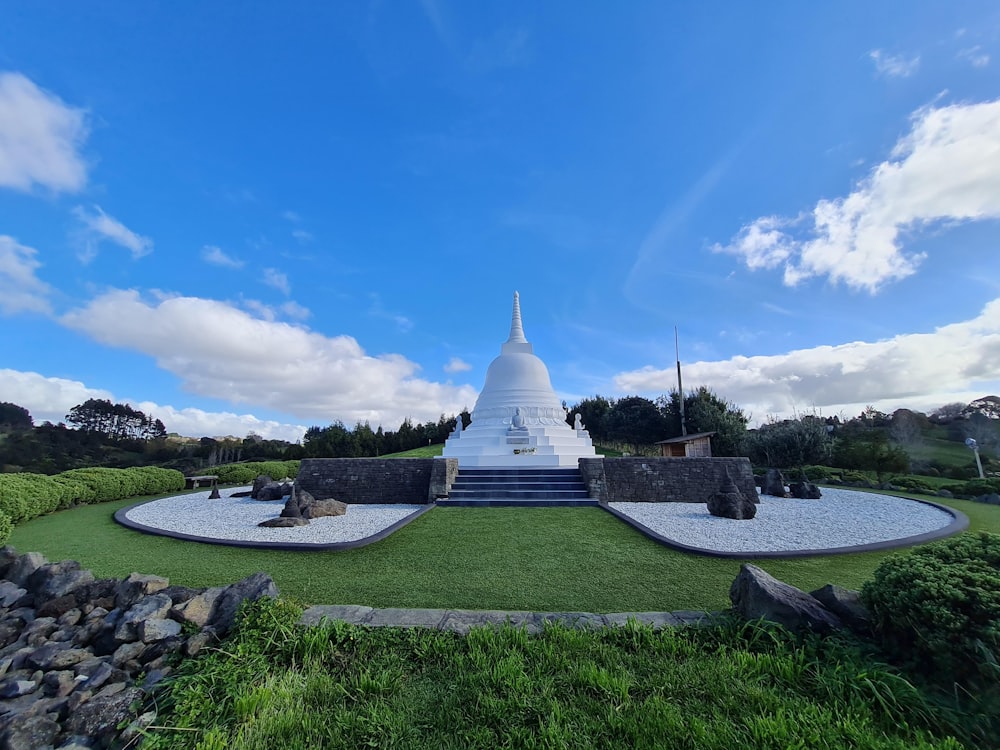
655, 431, 716, 458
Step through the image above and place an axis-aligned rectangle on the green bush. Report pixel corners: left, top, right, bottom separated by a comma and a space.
210, 460, 300, 485
861, 532, 1000, 689
962, 478, 1000, 497
801, 465, 837, 481
51, 476, 95, 506
887, 476, 935, 494
0, 510, 11, 546
840, 470, 875, 486
0, 473, 65, 523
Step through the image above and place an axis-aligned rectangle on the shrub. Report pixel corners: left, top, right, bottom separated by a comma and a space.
887, 476, 935, 494
0, 473, 66, 523
801, 465, 837, 481
840, 470, 875, 487
861, 532, 1000, 689
210, 460, 300, 485
0, 511, 10, 546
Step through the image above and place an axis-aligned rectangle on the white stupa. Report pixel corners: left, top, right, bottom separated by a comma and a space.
442, 292, 601, 467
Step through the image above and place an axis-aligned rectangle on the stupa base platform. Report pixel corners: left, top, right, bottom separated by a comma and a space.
439, 467, 599, 506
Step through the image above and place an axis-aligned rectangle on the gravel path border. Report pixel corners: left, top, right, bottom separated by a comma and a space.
115, 486, 968, 558
116, 487, 432, 551
606, 488, 968, 558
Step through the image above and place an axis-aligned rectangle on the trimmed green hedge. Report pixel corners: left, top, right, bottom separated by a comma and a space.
211, 460, 299, 485
0, 466, 185, 532
0, 511, 11, 547
861, 531, 1000, 690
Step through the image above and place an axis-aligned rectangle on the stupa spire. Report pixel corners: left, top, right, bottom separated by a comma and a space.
502, 291, 532, 354
507, 291, 527, 344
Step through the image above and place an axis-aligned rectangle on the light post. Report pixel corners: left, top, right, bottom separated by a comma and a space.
965, 438, 985, 479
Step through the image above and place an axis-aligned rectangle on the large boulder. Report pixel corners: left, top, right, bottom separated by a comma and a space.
761, 469, 787, 497
730, 564, 842, 633
256, 481, 293, 502
788, 474, 822, 499
707, 473, 756, 520
258, 517, 309, 528
281, 487, 347, 520
250, 475, 274, 499
809, 584, 870, 633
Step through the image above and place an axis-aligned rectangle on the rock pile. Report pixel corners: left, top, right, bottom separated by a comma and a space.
0, 548, 278, 749
258, 486, 347, 528
251, 475, 293, 502
730, 564, 870, 634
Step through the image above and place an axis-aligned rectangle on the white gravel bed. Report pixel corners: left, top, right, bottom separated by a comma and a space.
610, 488, 956, 553
124, 487, 424, 545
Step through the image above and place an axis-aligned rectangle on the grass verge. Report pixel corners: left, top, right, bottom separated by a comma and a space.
141, 597, 970, 749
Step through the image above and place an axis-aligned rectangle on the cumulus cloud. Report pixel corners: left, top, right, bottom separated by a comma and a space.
73, 205, 153, 260
0, 236, 52, 315
59, 289, 478, 427
263, 267, 290, 295
715, 97, 1000, 292
0, 368, 305, 440
444, 357, 472, 373
869, 49, 920, 78
202, 245, 244, 268
614, 296, 1000, 422
0, 72, 88, 193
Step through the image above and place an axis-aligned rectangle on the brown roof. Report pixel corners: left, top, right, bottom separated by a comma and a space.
654, 431, 716, 445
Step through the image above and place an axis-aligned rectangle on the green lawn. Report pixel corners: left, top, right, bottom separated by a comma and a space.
9, 493, 998, 613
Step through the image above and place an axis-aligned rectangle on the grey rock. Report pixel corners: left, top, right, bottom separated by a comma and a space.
158, 584, 204, 605
57, 609, 82, 628
26, 561, 95, 601
42, 669, 77, 698
204, 573, 278, 636
62, 685, 144, 739
936, 489, 954, 498
603, 612, 683, 628
788, 478, 822, 499
118, 709, 157, 745
0, 620, 24, 649
980, 493, 1000, 506
114, 573, 169, 611
171, 587, 224, 628
115, 593, 172, 642
182, 629, 216, 657
55, 736, 96, 750
0, 678, 39, 699
258, 517, 309, 527
76, 661, 113, 693
761, 469, 787, 497
27, 644, 91, 671
299, 605, 374, 627
37, 595, 79, 620
6, 552, 47, 588
250, 474, 274, 499
809, 584, 871, 632
0, 545, 19, 580
280, 487, 347, 520
730, 564, 842, 633
0, 713, 60, 750
706, 473, 757, 520
0, 581, 27, 608
365, 608, 448, 629
256, 481, 292, 502
139, 618, 182, 643
111, 641, 145, 670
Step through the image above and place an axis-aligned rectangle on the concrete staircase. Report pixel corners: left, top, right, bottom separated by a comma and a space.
438, 467, 597, 507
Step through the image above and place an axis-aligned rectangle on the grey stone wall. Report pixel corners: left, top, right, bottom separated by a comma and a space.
297, 458, 458, 504
580, 457, 758, 504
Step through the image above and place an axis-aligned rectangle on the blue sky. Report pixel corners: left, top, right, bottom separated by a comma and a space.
2, 2, 999, 441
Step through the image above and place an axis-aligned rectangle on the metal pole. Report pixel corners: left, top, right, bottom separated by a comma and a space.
675, 326, 686, 436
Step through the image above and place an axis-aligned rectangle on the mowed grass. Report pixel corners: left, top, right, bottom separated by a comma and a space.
9, 493, 998, 612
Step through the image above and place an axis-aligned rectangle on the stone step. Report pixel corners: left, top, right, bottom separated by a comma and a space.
448, 489, 591, 499
436, 497, 601, 507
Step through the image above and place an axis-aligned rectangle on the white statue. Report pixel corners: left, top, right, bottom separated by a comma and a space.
574, 413, 584, 431
511, 407, 525, 429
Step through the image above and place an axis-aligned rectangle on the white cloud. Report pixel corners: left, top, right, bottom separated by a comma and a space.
73, 205, 153, 260
291, 229, 313, 243
281, 301, 311, 320
715, 97, 1000, 292
614, 296, 1000, 423
0, 72, 88, 193
59, 289, 478, 428
202, 245, 244, 268
0, 368, 305, 440
263, 267, 290, 295
444, 357, 472, 373
958, 46, 990, 68
869, 49, 920, 78
0, 236, 52, 315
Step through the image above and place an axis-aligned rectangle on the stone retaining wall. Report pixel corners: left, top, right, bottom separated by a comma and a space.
296, 458, 459, 504
579, 457, 758, 503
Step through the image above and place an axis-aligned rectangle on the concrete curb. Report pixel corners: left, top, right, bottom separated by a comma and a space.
299, 605, 724, 634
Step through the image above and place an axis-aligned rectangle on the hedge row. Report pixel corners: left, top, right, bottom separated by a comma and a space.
211, 460, 300, 485
0, 466, 185, 545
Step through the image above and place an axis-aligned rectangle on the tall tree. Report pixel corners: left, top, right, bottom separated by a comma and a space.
604, 396, 668, 454
659, 387, 749, 456
0, 402, 32, 429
